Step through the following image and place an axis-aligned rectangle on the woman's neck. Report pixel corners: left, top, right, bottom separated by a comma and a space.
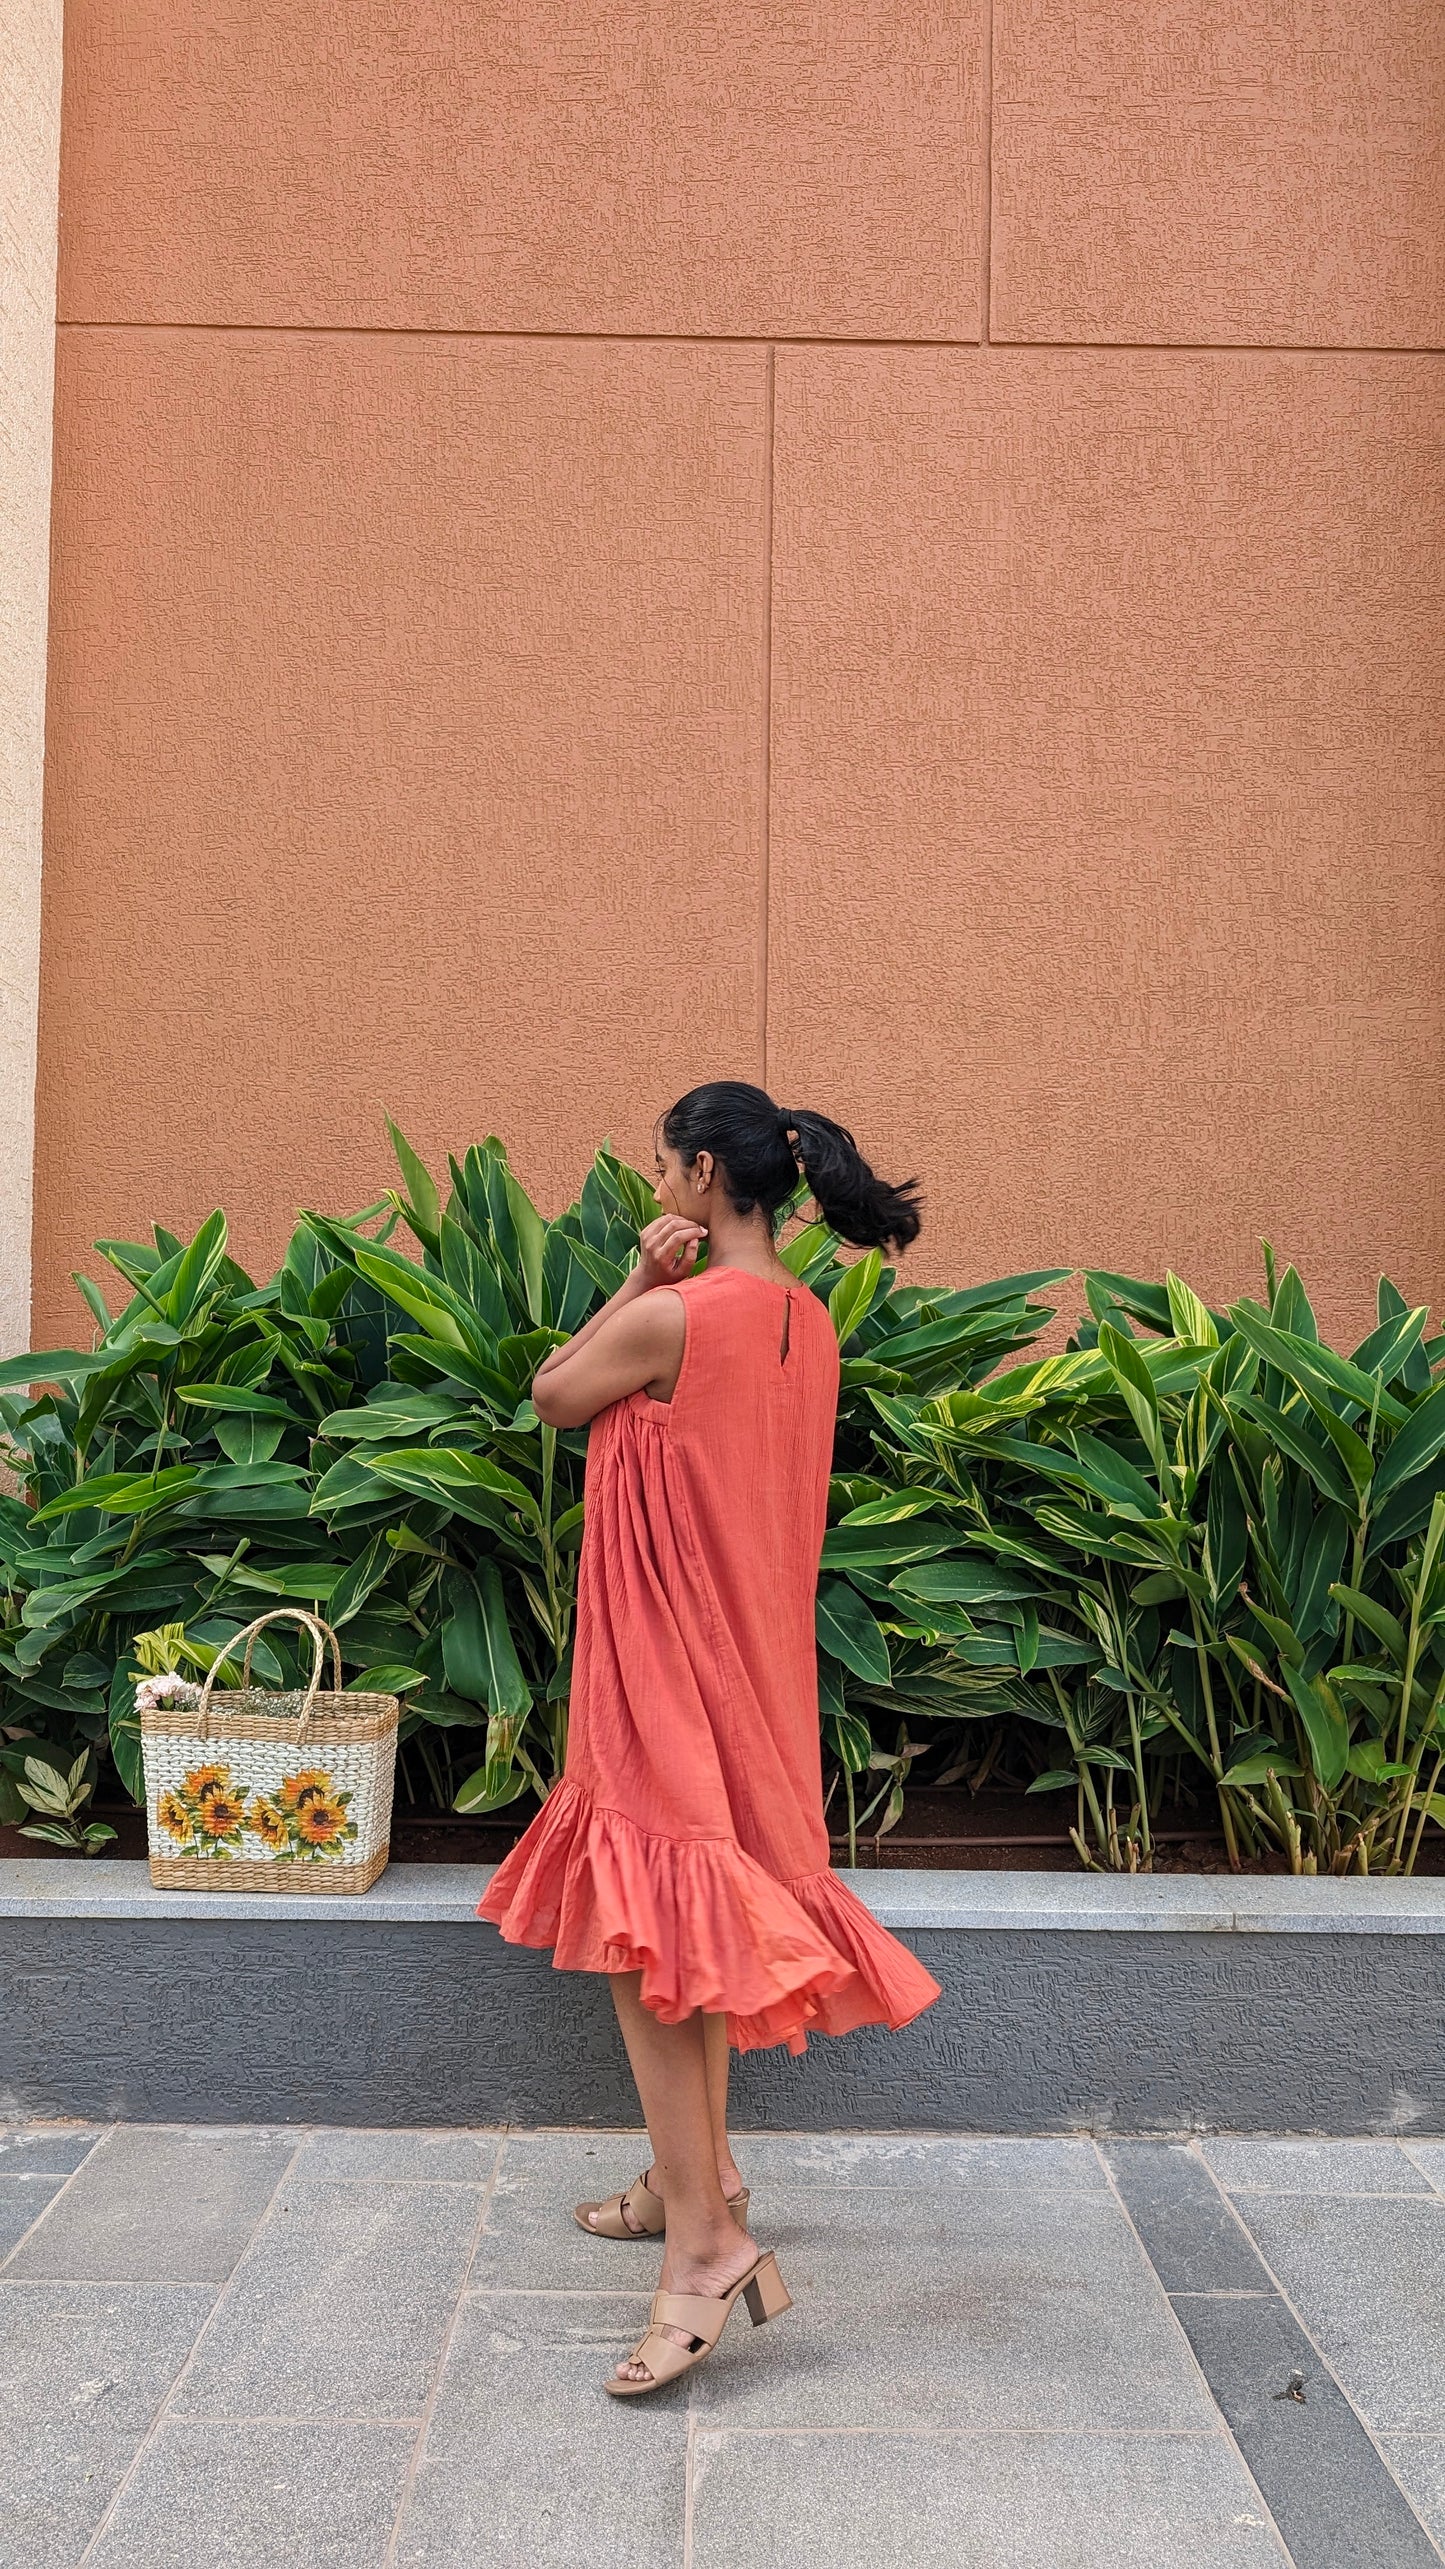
700, 1212, 792, 1283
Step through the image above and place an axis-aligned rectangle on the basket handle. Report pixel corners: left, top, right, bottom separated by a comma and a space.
196, 1609, 344, 1743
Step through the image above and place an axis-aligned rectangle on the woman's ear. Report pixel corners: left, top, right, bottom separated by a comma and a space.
693, 1150, 714, 1198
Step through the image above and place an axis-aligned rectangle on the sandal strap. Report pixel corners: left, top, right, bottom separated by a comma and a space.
624, 2173, 666, 2233
623, 2320, 706, 2387
579, 2171, 665, 2239
649, 2286, 732, 2350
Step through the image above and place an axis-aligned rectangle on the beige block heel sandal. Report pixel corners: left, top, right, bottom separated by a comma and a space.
605, 2249, 792, 2397
574, 2171, 750, 2240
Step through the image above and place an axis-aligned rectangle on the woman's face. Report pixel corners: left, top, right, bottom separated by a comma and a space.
655, 1140, 713, 1226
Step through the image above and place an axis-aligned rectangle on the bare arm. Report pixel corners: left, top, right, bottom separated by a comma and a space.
532, 1213, 702, 1429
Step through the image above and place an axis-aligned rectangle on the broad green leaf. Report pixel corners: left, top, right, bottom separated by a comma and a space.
1228, 1303, 1408, 1426
354, 1247, 472, 1355
327, 1531, 394, 1624
779, 1221, 835, 1280
1297, 1387, 1376, 1504
316, 1393, 463, 1442
820, 1521, 956, 1573
1371, 1382, 1445, 1504
364, 1446, 542, 1531
840, 1491, 949, 1526
1269, 1264, 1318, 1344
1239, 1598, 1306, 1668
816, 1577, 891, 1684
504, 1172, 547, 1324
828, 1250, 883, 1348
1282, 1664, 1350, 1792
164, 1211, 228, 1325
1083, 1270, 1173, 1334
0, 1349, 125, 1390
824, 1707, 873, 1774
1221, 1753, 1303, 1785
175, 1385, 300, 1421
1025, 1769, 1078, 1794
344, 1664, 425, 1693
1165, 1273, 1219, 1349
1232, 1396, 1354, 1510
1204, 1464, 1247, 1606
445, 1563, 531, 1719
1097, 1323, 1165, 1473
1345, 1740, 1412, 1783
108, 1663, 144, 1802
562, 1232, 626, 1305
32, 1467, 200, 1523
454, 1760, 531, 1814
386, 1117, 442, 1244
891, 1560, 1042, 1606
940, 1268, 1071, 1313
215, 1414, 286, 1465
1328, 1584, 1407, 1663
1351, 1305, 1429, 1385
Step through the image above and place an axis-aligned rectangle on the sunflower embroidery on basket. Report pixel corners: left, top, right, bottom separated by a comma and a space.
155, 1757, 359, 1863
138, 1611, 396, 1892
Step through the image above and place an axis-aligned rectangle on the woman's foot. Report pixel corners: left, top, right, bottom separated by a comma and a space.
586, 2160, 743, 2234
614, 2221, 759, 2384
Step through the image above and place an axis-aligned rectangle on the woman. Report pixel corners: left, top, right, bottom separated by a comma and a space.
480, 1082, 941, 2394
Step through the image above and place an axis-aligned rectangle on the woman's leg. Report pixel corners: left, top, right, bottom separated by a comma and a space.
609, 1972, 755, 2382
585, 2002, 742, 2232
703, 2010, 744, 2200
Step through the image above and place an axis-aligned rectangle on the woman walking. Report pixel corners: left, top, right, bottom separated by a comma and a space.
480, 1082, 940, 2392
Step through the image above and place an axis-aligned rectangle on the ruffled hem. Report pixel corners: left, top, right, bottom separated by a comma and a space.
477, 1777, 942, 2055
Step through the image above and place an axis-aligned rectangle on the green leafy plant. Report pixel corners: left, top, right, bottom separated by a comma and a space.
807, 1253, 1445, 1874
4, 1747, 115, 1855
3, 1129, 1442, 1875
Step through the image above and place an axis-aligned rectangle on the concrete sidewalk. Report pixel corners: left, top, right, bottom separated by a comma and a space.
3, 2124, 1443, 2568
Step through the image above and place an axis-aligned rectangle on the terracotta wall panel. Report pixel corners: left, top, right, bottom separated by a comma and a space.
58, 0, 982, 340
34, 331, 768, 1342
768, 348, 1445, 1344
992, 1, 1445, 349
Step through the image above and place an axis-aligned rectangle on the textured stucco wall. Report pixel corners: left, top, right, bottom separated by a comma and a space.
0, 0, 62, 1357
33, 1, 1445, 1348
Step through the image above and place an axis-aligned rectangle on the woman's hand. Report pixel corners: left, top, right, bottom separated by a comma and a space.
635, 1214, 705, 1291
531, 1211, 701, 1425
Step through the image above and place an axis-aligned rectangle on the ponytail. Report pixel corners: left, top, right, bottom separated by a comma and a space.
659, 1081, 921, 1254
779, 1106, 922, 1253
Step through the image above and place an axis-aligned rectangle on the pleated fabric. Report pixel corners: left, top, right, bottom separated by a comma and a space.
479, 1265, 941, 2055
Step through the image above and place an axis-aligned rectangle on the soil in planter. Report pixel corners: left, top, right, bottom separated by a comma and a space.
9, 1788, 1443, 1873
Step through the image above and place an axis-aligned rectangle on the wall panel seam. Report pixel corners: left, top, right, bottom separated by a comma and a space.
51, 323, 1444, 356
979, 0, 994, 344
759, 344, 775, 1093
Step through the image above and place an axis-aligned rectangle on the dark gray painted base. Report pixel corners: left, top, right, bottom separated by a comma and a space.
5, 1916, 1444, 2133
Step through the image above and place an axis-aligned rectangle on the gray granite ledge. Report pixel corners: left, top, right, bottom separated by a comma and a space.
5, 1858, 1445, 1935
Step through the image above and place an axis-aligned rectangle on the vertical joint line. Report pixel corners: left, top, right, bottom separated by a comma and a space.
759, 345, 776, 1092
980, 0, 994, 343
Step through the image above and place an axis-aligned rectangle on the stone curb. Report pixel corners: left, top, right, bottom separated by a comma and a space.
5, 1856, 1445, 1934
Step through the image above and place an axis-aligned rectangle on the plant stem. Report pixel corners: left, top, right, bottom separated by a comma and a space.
1188, 1598, 1240, 1868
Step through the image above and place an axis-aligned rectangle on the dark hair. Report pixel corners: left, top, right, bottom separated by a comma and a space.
658, 1081, 922, 1254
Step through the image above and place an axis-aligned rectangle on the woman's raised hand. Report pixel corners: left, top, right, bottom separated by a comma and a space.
636, 1213, 705, 1291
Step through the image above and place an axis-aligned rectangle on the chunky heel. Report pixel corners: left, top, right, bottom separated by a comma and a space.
742, 2252, 792, 2326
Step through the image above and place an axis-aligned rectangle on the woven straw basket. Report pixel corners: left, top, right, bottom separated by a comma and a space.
140, 1609, 399, 1894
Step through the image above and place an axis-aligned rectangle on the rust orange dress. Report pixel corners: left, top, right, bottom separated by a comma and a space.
479, 1264, 941, 2053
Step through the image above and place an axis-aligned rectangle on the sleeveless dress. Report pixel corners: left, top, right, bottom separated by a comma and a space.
478, 1264, 941, 2054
